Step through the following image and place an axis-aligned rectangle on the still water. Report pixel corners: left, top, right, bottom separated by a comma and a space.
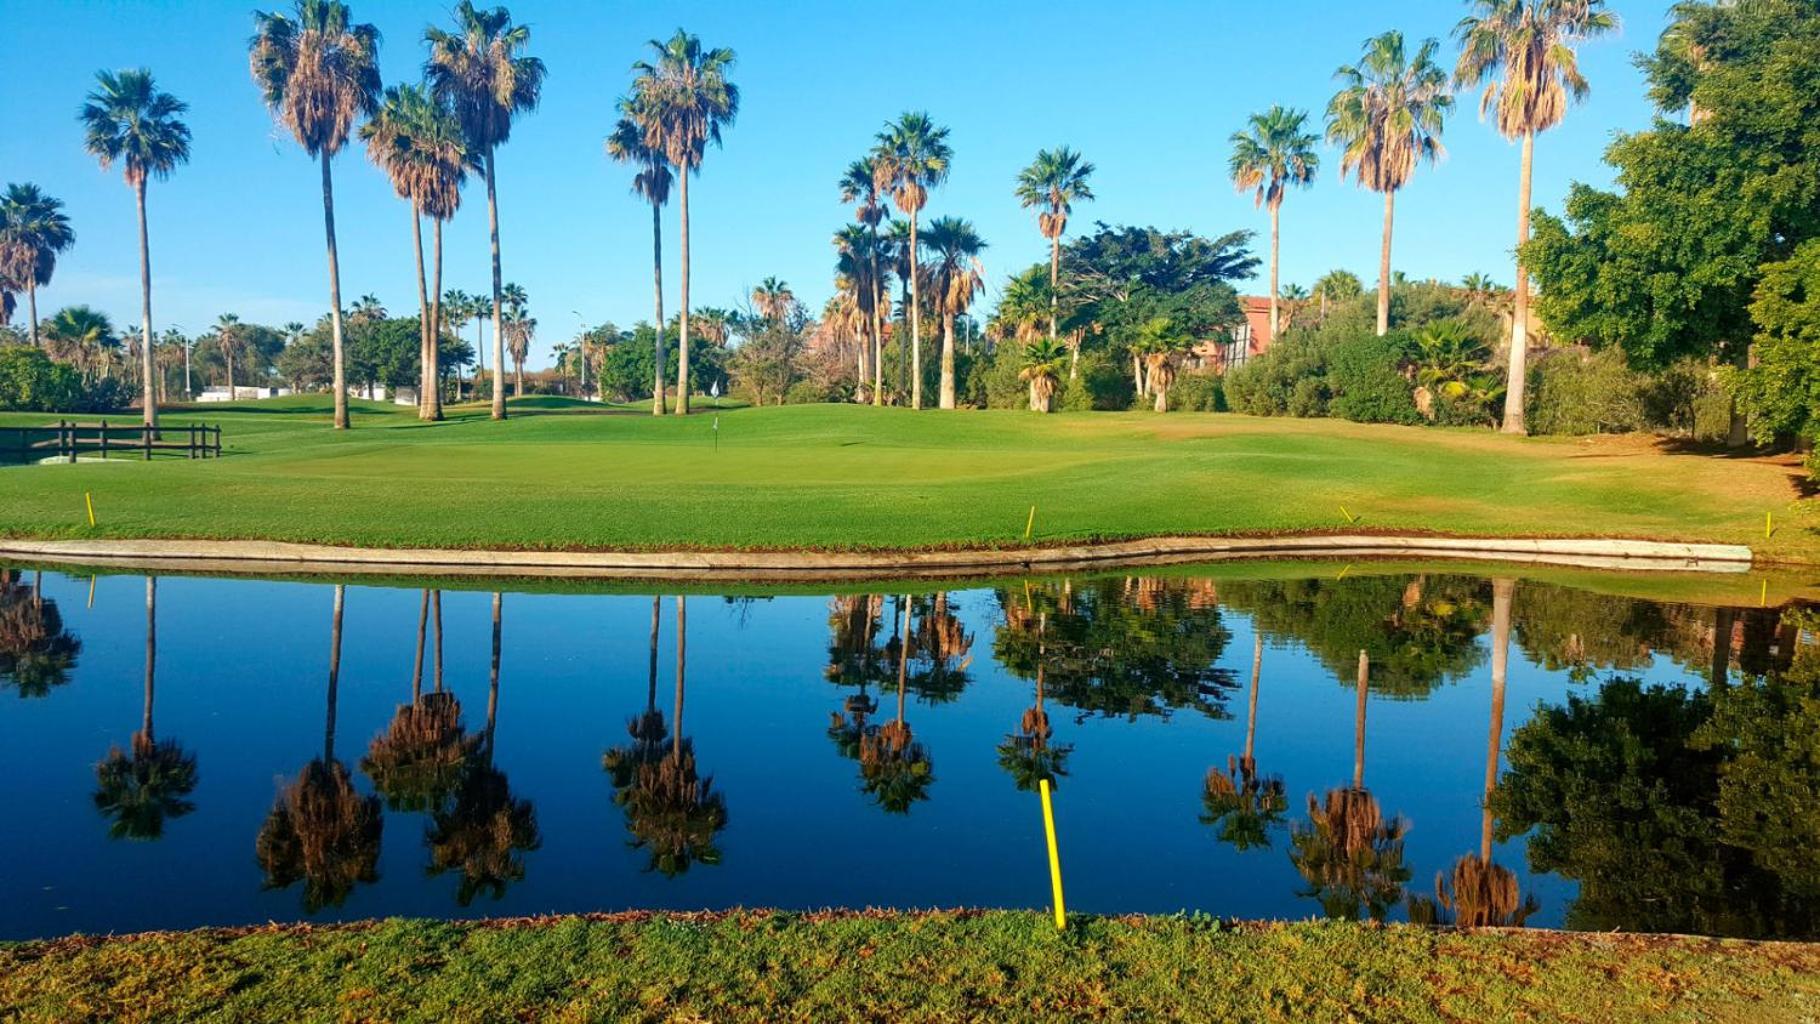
1, 564, 1815, 941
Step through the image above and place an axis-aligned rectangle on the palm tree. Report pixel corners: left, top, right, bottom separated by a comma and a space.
604, 595, 669, 795
442, 289, 475, 400
620, 596, 729, 874
839, 157, 891, 406
751, 276, 794, 323
211, 313, 244, 398
1229, 108, 1320, 338
922, 217, 987, 409
1201, 635, 1287, 851
1013, 147, 1095, 361
348, 294, 386, 324
426, 1, 545, 423
873, 113, 951, 410
630, 30, 738, 417
996, 612, 1073, 792
0, 184, 77, 348
250, 1, 379, 430
0, 571, 81, 698
80, 69, 189, 428
93, 577, 198, 840
1455, 0, 1616, 435
1019, 337, 1068, 413
606, 105, 674, 415
255, 585, 384, 912
362, 590, 478, 813
500, 283, 532, 396
855, 597, 934, 813
833, 225, 883, 400
1133, 316, 1194, 412
360, 83, 466, 421
43, 306, 119, 381
1312, 268, 1363, 322
1326, 31, 1453, 337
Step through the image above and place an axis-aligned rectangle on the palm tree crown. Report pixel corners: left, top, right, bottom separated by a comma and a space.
1014, 147, 1094, 244
872, 112, 950, 220
1326, 32, 1453, 194
360, 83, 467, 216
1229, 107, 1320, 209
0, 185, 75, 297
249, 0, 382, 157
839, 158, 888, 228
1454, 0, 1617, 140
424, 1, 545, 153
630, 30, 739, 175
81, 69, 191, 188
606, 102, 673, 209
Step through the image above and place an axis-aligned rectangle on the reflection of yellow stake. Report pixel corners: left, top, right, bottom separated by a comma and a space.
85, 492, 95, 527
1761, 578, 1769, 608
1039, 777, 1066, 931
1024, 505, 1037, 542
86, 576, 95, 609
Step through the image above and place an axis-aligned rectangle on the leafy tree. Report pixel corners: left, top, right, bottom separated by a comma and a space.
80, 68, 189, 427
0, 346, 84, 411
1733, 239, 1820, 450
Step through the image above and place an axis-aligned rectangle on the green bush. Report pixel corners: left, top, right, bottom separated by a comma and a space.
0, 346, 122, 412
1526, 348, 1647, 435
1167, 372, 1223, 412
1326, 332, 1420, 425
982, 346, 1028, 409
1058, 351, 1136, 411
1224, 331, 1326, 416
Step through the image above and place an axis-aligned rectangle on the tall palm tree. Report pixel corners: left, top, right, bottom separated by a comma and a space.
250, 1, 380, 430
80, 69, 189, 428
1455, 0, 1616, 435
93, 577, 198, 840
750, 276, 794, 323
630, 30, 738, 417
43, 305, 119, 381
839, 157, 891, 405
606, 104, 674, 415
426, 0, 545, 422
922, 217, 987, 409
873, 113, 951, 410
214, 313, 243, 397
502, 303, 533, 397
360, 83, 466, 421
1326, 31, 1453, 337
833, 225, 885, 401
0, 184, 77, 348
1013, 147, 1094, 361
1228, 108, 1321, 337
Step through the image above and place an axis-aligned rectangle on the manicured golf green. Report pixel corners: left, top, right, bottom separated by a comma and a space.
3, 912, 1814, 1023
1, 396, 1812, 562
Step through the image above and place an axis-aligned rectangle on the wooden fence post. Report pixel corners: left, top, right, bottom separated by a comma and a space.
100, 420, 109, 459
143, 422, 152, 460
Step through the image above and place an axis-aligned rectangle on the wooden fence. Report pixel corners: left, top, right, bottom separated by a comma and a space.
1, 421, 223, 463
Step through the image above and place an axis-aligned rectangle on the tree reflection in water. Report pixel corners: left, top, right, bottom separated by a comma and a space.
997, 610, 1074, 792
0, 569, 81, 697
1201, 634, 1287, 851
93, 577, 198, 841
362, 590, 480, 814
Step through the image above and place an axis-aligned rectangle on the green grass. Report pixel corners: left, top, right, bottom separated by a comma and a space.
2, 912, 1815, 1023
2, 397, 1814, 562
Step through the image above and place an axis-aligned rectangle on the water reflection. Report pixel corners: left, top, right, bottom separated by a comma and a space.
6, 566, 1820, 941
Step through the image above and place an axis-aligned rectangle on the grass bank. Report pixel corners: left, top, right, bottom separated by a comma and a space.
3, 912, 1816, 1023
2, 397, 1812, 562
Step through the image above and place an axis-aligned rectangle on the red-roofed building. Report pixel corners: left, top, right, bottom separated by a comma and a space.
1191, 296, 1275, 373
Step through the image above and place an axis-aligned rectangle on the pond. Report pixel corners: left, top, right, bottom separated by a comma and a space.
2, 563, 1816, 942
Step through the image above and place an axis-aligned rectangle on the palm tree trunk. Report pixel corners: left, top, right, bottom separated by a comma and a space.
1132, 352, 1143, 398
939, 310, 957, 409
143, 576, 157, 740
412, 588, 429, 702
321, 153, 349, 430
514, 356, 523, 398
428, 218, 444, 420
1268, 199, 1282, 339
412, 201, 433, 421
1484, 579, 1513, 861
326, 584, 345, 763
1049, 235, 1062, 352
1376, 190, 1394, 337
485, 148, 507, 422
648, 594, 661, 713
1353, 649, 1369, 790
1500, 131, 1534, 434
675, 172, 693, 416
487, 591, 502, 755
225, 340, 234, 400
432, 589, 444, 693
673, 595, 686, 758
1244, 632, 1262, 769
651, 201, 666, 416
26, 281, 39, 348
871, 266, 885, 406
909, 217, 922, 410
895, 596, 909, 724
134, 179, 157, 428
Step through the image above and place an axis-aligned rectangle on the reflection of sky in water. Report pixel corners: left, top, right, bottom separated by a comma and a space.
0, 570, 1724, 939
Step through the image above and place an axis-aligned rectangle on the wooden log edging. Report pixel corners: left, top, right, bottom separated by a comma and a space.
0, 534, 1756, 582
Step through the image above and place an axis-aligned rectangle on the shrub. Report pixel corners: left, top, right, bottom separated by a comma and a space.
1224, 331, 1326, 416
1326, 332, 1420, 424
0, 346, 123, 412
1058, 351, 1136, 411
1526, 348, 1647, 435
1167, 372, 1223, 412
982, 346, 1029, 410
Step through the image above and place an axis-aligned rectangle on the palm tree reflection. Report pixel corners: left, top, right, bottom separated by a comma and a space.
93, 577, 197, 840
618, 596, 728, 875
1201, 634, 1287, 850
362, 590, 480, 813
0, 568, 81, 697
1289, 649, 1411, 920
426, 592, 539, 905
851, 596, 935, 813
256, 584, 384, 912
997, 610, 1073, 792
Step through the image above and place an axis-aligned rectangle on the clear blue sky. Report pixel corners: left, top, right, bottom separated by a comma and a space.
2, 0, 1671, 367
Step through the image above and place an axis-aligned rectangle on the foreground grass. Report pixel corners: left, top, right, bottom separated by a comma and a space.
2, 397, 1813, 562
2, 912, 1815, 1023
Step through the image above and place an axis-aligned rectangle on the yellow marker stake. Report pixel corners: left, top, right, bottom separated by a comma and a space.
1024, 505, 1037, 542
1039, 777, 1066, 931
85, 491, 95, 527
1336, 564, 1353, 580
1767, 511, 1775, 539
1761, 578, 1769, 608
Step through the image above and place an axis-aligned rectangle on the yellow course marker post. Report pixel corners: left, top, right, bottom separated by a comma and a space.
85, 491, 96, 527
1024, 505, 1037, 542
1761, 578, 1769, 608
1039, 777, 1066, 931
